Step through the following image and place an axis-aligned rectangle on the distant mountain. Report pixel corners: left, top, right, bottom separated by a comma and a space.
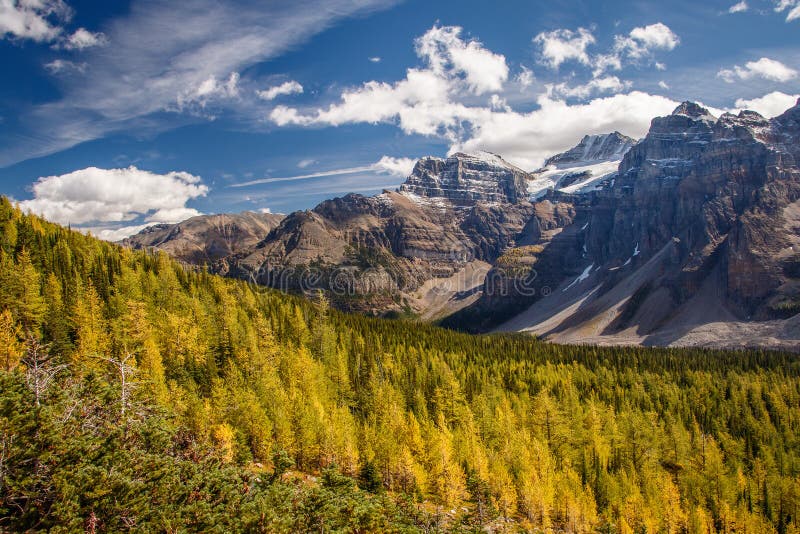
123, 100, 800, 350
399, 151, 530, 205
121, 211, 284, 265
528, 131, 636, 198
453, 100, 800, 351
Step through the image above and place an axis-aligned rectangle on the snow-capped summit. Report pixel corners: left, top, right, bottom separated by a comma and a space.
544, 132, 636, 168
528, 132, 636, 198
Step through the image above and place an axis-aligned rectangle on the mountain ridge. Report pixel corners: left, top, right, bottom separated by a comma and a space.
122, 100, 800, 349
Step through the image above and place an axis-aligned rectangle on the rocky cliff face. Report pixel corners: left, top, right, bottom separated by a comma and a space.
215, 153, 535, 315
467, 100, 800, 351
122, 103, 800, 350
399, 152, 530, 206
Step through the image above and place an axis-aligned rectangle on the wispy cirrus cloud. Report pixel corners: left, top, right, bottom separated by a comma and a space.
232, 155, 415, 188
0, 0, 400, 167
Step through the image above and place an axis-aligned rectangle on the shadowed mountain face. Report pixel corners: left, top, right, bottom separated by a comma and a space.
123, 100, 800, 349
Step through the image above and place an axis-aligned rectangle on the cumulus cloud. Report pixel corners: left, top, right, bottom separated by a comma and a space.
0, 0, 71, 42
594, 23, 680, 76
17, 166, 208, 226
718, 57, 798, 83
624, 23, 680, 56
774, 0, 800, 21
735, 91, 800, 117
728, 1, 749, 13
257, 80, 303, 100
373, 156, 416, 177
658, 80, 670, 90
450, 91, 678, 169
59, 27, 107, 49
415, 25, 508, 94
176, 72, 240, 111
516, 66, 534, 88
368, 56, 381, 62
269, 25, 509, 136
533, 23, 678, 78
267, 24, 687, 169
548, 76, 630, 99
533, 27, 595, 69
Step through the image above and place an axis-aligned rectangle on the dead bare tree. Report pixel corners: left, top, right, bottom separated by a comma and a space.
96, 349, 138, 418
21, 336, 67, 408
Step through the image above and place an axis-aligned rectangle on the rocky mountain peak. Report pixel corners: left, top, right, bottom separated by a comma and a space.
544, 131, 636, 168
399, 152, 529, 206
671, 101, 716, 121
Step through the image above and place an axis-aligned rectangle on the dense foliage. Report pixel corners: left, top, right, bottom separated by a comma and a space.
1, 196, 799, 532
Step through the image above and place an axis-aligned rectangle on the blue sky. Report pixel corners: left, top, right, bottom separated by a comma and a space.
1, 0, 798, 239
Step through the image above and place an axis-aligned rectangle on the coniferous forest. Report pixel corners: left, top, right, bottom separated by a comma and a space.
1, 194, 799, 533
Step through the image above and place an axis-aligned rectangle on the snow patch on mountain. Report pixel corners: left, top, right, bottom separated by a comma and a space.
527, 132, 636, 199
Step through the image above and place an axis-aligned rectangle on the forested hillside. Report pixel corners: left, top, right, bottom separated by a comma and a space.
1, 195, 799, 533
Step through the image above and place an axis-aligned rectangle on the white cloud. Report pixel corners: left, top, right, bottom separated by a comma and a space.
368, 56, 381, 62
625, 23, 680, 56
489, 94, 509, 110
233, 165, 376, 187
658, 80, 670, 90
0, 0, 70, 42
268, 25, 686, 170
415, 25, 508, 94
374, 156, 415, 177
533, 27, 595, 69
59, 27, 107, 50
728, 1, 749, 13
655, 62, 666, 71
735, 91, 800, 117
593, 23, 679, 76
44, 58, 86, 74
233, 156, 415, 188
176, 72, 240, 112
18, 166, 208, 227
774, 0, 800, 21
268, 25, 512, 139
516, 65, 534, 88
297, 158, 317, 168
257, 80, 303, 100
1, 0, 401, 167
718, 57, 798, 83
535, 23, 679, 78
450, 91, 679, 169
90, 224, 152, 242
548, 76, 630, 99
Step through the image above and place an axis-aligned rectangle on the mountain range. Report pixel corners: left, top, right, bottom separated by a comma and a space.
123, 99, 800, 351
